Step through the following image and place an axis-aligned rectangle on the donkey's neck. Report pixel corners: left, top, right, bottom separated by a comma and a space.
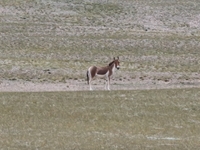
109, 62, 116, 73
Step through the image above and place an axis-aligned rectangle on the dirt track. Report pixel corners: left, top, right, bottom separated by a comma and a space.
1, 77, 200, 92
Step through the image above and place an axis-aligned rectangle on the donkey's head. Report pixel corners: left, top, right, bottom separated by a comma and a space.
113, 57, 120, 70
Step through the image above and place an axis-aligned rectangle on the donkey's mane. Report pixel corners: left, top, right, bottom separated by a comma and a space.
108, 61, 114, 66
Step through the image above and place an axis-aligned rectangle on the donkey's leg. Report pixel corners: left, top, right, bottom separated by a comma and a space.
107, 77, 111, 90
87, 68, 94, 91
89, 82, 93, 91
89, 78, 93, 91
104, 79, 108, 90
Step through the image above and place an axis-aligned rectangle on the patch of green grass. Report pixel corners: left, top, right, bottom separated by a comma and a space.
0, 88, 200, 149
84, 2, 123, 15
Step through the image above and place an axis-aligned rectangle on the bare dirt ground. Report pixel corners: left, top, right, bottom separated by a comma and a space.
1, 75, 200, 92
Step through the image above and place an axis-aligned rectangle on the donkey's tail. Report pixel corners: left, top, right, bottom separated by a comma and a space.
86, 70, 89, 84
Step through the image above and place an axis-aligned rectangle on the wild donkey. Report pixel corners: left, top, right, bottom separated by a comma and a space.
86, 57, 120, 90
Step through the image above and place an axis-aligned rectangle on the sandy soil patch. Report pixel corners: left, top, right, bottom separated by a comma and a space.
1, 78, 200, 92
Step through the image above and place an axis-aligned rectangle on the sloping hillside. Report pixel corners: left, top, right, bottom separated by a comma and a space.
0, 0, 200, 87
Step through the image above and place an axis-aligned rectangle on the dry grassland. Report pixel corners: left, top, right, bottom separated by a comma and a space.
0, 1, 200, 149
0, 88, 200, 149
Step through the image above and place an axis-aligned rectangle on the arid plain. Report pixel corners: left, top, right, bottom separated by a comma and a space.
0, 0, 200, 149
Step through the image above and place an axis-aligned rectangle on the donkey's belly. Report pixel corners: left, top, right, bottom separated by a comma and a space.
96, 72, 108, 78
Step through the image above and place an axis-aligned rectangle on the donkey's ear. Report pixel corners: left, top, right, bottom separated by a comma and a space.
117, 56, 119, 60
113, 57, 115, 60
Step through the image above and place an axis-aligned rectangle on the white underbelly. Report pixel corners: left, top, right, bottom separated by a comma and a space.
96, 72, 108, 78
